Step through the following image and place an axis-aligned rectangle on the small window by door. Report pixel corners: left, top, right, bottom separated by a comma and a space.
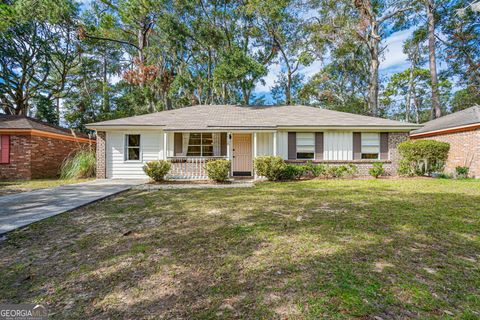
125, 134, 141, 161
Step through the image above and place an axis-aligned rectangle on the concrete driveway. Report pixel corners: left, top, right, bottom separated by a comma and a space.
0, 179, 146, 235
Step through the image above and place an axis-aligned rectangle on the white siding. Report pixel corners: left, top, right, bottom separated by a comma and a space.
256, 132, 274, 156
106, 131, 162, 179
324, 131, 353, 160
276, 130, 288, 159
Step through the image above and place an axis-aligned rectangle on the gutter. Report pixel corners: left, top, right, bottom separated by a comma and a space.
410, 123, 480, 138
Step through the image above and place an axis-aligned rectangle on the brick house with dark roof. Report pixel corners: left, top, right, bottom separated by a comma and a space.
410, 105, 480, 178
0, 115, 96, 180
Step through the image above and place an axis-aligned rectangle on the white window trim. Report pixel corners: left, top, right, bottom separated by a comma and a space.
361, 133, 380, 160
187, 132, 214, 157
124, 134, 142, 162
296, 132, 315, 160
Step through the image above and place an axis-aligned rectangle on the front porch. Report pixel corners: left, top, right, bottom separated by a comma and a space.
163, 131, 278, 179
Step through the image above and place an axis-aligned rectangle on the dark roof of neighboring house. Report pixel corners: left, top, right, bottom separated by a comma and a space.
411, 105, 480, 135
86, 105, 421, 131
0, 115, 92, 139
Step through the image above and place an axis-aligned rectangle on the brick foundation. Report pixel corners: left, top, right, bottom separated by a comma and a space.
0, 133, 94, 180
413, 129, 480, 178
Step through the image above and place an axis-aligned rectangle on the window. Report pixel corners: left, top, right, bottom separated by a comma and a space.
361, 133, 380, 159
125, 134, 141, 161
187, 133, 213, 156
0, 135, 10, 164
296, 133, 315, 159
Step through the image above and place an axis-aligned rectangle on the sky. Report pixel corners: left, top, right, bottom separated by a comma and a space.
254, 27, 415, 103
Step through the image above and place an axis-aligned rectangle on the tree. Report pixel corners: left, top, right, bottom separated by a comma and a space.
383, 68, 451, 123
308, 0, 412, 115
423, 0, 442, 119
0, 0, 78, 119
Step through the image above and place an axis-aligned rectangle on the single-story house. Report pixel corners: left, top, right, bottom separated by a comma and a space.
410, 105, 480, 178
86, 105, 420, 179
0, 115, 96, 180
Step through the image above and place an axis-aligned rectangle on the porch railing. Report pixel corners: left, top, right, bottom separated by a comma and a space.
167, 156, 228, 179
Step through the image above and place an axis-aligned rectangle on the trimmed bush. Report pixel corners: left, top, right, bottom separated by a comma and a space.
254, 156, 286, 181
280, 164, 306, 180
60, 149, 96, 179
369, 162, 385, 179
398, 140, 450, 176
455, 166, 469, 179
206, 159, 231, 182
143, 160, 171, 181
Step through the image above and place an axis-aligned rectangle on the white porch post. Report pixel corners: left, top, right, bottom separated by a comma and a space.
253, 132, 258, 178
273, 131, 277, 156
163, 131, 168, 160
227, 132, 233, 176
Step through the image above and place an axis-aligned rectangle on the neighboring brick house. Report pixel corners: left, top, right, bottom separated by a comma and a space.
0, 115, 95, 180
410, 105, 480, 178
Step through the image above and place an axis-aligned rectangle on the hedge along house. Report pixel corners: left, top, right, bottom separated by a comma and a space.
86, 105, 420, 180
410, 105, 480, 178
0, 115, 96, 180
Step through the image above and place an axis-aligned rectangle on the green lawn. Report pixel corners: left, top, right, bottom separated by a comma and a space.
0, 178, 93, 196
0, 179, 479, 319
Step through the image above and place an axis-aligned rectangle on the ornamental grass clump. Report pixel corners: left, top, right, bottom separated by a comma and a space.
60, 149, 96, 179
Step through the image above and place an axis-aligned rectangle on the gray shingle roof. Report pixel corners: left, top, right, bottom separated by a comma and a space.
86, 105, 419, 130
0, 115, 91, 139
411, 105, 480, 135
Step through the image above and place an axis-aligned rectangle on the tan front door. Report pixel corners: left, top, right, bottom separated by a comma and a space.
233, 133, 252, 174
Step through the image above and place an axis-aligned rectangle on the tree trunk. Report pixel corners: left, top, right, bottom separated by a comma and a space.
405, 65, 414, 122
102, 48, 110, 113
368, 39, 380, 116
285, 72, 292, 105
426, 0, 441, 119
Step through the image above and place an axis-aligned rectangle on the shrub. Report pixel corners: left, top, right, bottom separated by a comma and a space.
398, 140, 450, 176
280, 164, 306, 180
143, 160, 171, 181
325, 165, 348, 179
305, 161, 327, 177
369, 162, 385, 179
346, 164, 358, 177
455, 166, 469, 179
60, 149, 96, 179
254, 156, 286, 181
206, 159, 231, 182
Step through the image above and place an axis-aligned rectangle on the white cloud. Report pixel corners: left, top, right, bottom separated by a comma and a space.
380, 28, 414, 70
255, 62, 281, 91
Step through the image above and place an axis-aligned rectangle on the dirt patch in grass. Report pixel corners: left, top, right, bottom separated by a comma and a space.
0, 179, 479, 319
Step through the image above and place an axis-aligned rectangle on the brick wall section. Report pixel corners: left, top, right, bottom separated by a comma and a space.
388, 132, 410, 175
96, 131, 106, 179
415, 130, 480, 178
0, 135, 33, 180
0, 134, 93, 180
29, 135, 92, 179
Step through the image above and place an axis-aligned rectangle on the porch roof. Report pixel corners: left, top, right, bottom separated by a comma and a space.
86, 105, 421, 131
